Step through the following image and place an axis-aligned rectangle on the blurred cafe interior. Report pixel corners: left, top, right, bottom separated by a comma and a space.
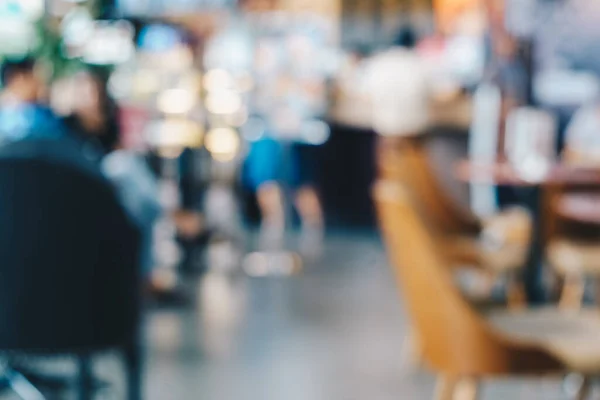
2, 0, 600, 398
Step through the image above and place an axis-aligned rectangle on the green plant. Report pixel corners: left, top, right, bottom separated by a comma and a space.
32, 18, 86, 80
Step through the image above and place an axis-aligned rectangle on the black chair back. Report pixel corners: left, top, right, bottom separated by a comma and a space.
0, 139, 141, 352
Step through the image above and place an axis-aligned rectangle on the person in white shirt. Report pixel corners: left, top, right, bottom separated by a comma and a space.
332, 47, 372, 128
364, 28, 430, 137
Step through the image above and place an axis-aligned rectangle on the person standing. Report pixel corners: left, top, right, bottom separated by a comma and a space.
63, 71, 120, 156
364, 28, 430, 139
364, 26, 434, 190
0, 57, 69, 143
64, 71, 204, 296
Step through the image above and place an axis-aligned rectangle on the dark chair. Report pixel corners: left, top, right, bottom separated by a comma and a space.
0, 139, 142, 400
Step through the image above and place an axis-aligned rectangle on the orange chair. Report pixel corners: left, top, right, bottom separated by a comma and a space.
375, 180, 600, 400
379, 136, 530, 305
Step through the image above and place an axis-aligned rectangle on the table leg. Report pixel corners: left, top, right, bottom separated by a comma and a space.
518, 185, 547, 304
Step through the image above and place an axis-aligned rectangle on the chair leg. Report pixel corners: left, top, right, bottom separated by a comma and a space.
436, 376, 458, 400
560, 274, 585, 311
124, 341, 142, 400
575, 376, 591, 400
454, 378, 479, 400
6, 369, 46, 400
401, 328, 423, 371
76, 355, 93, 400
436, 376, 479, 400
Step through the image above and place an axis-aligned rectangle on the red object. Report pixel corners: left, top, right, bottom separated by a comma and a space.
120, 106, 150, 150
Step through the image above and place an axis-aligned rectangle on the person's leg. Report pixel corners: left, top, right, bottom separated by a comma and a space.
294, 185, 324, 258
257, 181, 285, 250
289, 142, 324, 258
243, 137, 285, 251
294, 185, 324, 230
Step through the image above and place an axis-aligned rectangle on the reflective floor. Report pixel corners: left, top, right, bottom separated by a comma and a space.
144, 232, 593, 400
0, 232, 593, 399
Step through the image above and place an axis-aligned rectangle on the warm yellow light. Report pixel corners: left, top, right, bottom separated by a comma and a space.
157, 88, 197, 115
146, 119, 204, 148
158, 148, 185, 159
205, 91, 242, 115
203, 69, 235, 92
179, 72, 203, 92
133, 70, 160, 96
434, 0, 482, 34
205, 127, 240, 162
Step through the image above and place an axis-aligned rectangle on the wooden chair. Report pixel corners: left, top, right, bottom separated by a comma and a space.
378, 135, 479, 237
375, 180, 600, 400
378, 136, 530, 305
548, 236, 600, 310
546, 149, 600, 309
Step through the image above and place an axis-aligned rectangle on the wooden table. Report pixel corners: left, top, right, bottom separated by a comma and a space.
456, 160, 600, 186
455, 160, 600, 304
556, 193, 600, 225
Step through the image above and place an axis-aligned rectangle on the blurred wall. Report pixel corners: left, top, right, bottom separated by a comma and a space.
341, 0, 434, 48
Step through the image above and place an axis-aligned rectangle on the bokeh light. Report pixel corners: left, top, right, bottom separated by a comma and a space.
157, 88, 197, 115
145, 118, 204, 149
203, 69, 236, 93
205, 91, 243, 115
204, 127, 241, 162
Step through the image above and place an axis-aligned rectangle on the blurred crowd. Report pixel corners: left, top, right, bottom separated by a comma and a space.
3, 0, 600, 302
5, 0, 600, 397
0, 57, 206, 299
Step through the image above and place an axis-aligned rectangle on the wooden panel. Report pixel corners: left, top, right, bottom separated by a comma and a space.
242, 0, 341, 15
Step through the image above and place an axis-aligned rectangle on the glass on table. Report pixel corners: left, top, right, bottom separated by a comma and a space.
505, 107, 557, 183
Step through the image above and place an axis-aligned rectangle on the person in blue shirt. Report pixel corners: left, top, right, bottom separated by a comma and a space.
0, 57, 70, 143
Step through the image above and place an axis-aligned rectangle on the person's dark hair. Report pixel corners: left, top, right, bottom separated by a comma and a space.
65, 69, 121, 153
393, 27, 417, 49
86, 70, 120, 152
1, 57, 36, 87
